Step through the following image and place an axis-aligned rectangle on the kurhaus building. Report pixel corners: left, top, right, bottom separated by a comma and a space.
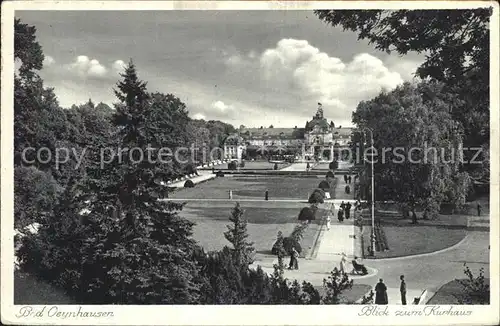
224, 104, 352, 162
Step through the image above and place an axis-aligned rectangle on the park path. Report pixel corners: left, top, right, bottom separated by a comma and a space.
280, 162, 309, 171
168, 171, 215, 188
251, 227, 488, 304
250, 171, 490, 304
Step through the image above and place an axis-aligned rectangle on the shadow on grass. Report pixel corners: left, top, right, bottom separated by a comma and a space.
15, 271, 75, 305
314, 283, 372, 304
427, 278, 490, 305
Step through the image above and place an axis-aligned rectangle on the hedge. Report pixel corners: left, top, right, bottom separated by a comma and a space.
308, 189, 325, 204
298, 206, 317, 221
318, 180, 330, 190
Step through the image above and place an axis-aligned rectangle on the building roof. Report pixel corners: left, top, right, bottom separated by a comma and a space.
306, 118, 330, 132
227, 126, 354, 143
242, 128, 303, 139
332, 128, 353, 137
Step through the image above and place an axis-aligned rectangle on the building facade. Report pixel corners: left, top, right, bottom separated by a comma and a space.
224, 104, 352, 162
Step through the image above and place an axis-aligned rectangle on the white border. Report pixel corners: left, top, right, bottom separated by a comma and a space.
1, 1, 499, 325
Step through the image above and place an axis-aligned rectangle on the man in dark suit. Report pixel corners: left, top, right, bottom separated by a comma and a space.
400, 275, 407, 305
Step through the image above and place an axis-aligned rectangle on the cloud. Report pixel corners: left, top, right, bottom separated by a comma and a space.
43, 55, 55, 67
192, 113, 206, 120
112, 59, 126, 73
60, 55, 108, 79
384, 56, 423, 82
222, 39, 415, 123
211, 100, 231, 112
258, 39, 404, 112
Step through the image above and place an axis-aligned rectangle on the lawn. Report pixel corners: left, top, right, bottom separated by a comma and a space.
181, 203, 327, 258
170, 176, 324, 200
314, 283, 372, 304
15, 271, 75, 304
360, 224, 467, 259
312, 163, 331, 170
240, 161, 290, 170
189, 219, 322, 258
426, 278, 490, 304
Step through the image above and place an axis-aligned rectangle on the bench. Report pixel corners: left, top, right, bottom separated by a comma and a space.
351, 260, 368, 275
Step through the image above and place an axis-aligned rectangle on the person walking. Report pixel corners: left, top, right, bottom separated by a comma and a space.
288, 248, 296, 270
348, 175, 352, 184
477, 202, 482, 216
338, 209, 344, 222
340, 201, 346, 211
345, 202, 352, 219
375, 279, 388, 304
400, 275, 407, 305
326, 214, 331, 230
344, 174, 348, 183
340, 252, 347, 273
292, 247, 299, 270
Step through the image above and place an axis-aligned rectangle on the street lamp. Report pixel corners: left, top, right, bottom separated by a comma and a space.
354, 127, 375, 256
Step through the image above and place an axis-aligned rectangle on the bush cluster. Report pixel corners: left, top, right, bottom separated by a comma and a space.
308, 188, 325, 204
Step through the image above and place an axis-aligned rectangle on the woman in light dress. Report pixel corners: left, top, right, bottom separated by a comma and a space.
326, 214, 331, 230
326, 203, 334, 230
340, 252, 347, 273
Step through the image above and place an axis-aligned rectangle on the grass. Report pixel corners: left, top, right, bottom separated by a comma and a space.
312, 163, 331, 170
314, 283, 372, 304
427, 278, 490, 304
182, 204, 326, 257
15, 271, 75, 304
185, 206, 314, 224
361, 224, 467, 259
170, 176, 324, 200
240, 161, 289, 170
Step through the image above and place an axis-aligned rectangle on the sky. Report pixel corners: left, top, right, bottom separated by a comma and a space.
16, 10, 424, 128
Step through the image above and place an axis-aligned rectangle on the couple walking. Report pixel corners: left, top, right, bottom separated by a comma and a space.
374, 275, 407, 305
338, 201, 351, 222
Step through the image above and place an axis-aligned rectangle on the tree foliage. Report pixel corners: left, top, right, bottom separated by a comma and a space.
322, 267, 354, 304
14, 166, 62, 228
353, 81, 472, 217
458, 264, 489, 304
19, 61, 202, 304
315, 9, 492, 179
224, 203, 255, 268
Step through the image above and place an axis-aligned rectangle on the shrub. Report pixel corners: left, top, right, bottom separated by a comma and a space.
290, 224, 308, 242
326, 171, 335, 179
271, 224, 307, 256
318, 180, 330, 190
329, 160, 338, 170
458, 264, 490, 304
298, 206, 317, 221
239, 161, 245, 168
184, 179, 195, 188
308, 189, 325, 204
184, 163, 197, 175
216, 170, 225, 177
271, 231, 287, 257
228, 161, 238, 170
283, 237, 302, 255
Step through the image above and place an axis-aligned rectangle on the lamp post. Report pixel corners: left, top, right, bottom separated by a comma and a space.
355, 127, 375, 256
